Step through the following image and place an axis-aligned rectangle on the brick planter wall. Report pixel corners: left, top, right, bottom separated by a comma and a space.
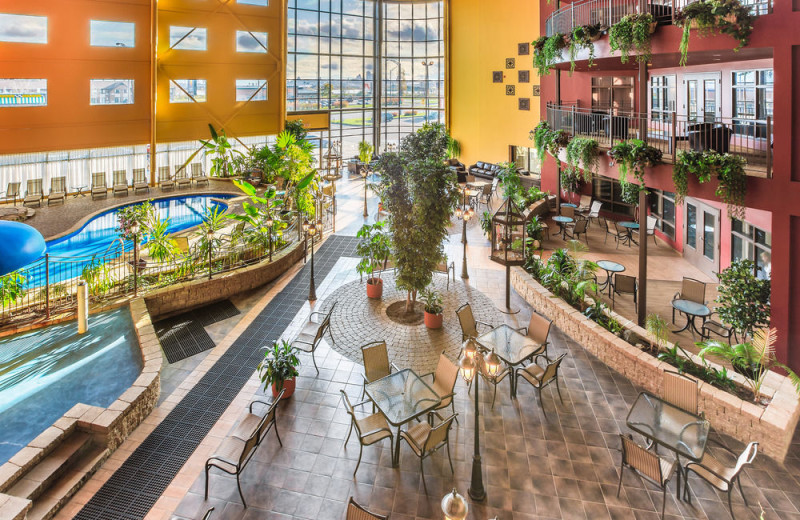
511, 266, 800, 462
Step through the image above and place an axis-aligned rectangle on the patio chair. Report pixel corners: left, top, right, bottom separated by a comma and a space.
204, 388, 284, 508
477, 356, 511, 408
360, 340, 393, 398
456, 302, 493, 341
672, 277, 706, 324
663, 370, 699, 415
133, 168, 149, 194
617, 434, 677, 519
48, 176, 66, 206
192, 163, 209, 186
560, 206, 575, 219
435, 255, 455, 289
514, 311, 551, 360
420, 353, 459, 423
576, 194, 592, 214
701, 309, 736, 344
490, 177, 499, 202
293, 301, 337, 374
23, 179, 43, 207
612, 274, 637, 309
399, 414, 457, 494
175, 165, 192, 188
340, 390, 393, 477
91, 172, 107, 199
614, 221, 630, 249
465, 174, 476, 183
112, 170, 129, 196
582, 200, 603, 225
603, 218, 625, 246
683, 442, 758, 518
564, 218, 588, 244
477, 183, 492, 210
646, 215, 658, 246
346, 497, 388, 520
514, 353, 566, 418
158, 166, 175, 190
1, 182, 21, 206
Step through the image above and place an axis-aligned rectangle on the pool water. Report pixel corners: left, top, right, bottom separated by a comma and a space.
0, 307, 142, 465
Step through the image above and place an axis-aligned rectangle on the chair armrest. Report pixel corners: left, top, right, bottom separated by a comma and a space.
248, 398, 277, 414
351, 398, 376, 409
207, 454, 240, 468
672, 292, 682, 301
475, 321, 493, 333
390, 362, 402, 373
419, 371, 435, 382
515, 326, 529, 335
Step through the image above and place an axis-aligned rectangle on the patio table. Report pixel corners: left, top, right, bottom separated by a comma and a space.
619, 221, 639, 246
626, 391, 710, 498
552, 215, 573, 240
561, 203, 577, 208
596, 260, 625, 297
365, 368, 441, 467
476, 324, 543, 399
671, 299, 711, 337
466, 180, 490, 188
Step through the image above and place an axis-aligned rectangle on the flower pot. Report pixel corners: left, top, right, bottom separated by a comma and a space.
649, 22, 657, 34
424, 311, 443, 329
366, 277, 383, 299
272, 378, 296, 399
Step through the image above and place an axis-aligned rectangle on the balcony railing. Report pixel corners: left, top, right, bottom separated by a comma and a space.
545, 0, 772, 38
546, 103, 772, 177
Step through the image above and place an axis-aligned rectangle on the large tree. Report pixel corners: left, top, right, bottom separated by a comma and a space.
377, 124, 460, 312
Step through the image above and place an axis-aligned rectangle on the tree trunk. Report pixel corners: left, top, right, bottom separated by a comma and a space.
405, 291, 412, 313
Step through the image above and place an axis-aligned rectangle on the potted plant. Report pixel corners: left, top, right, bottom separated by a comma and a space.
608, 139, 663, 184
355, 220, 392, 299
258, 339, 300, 399
480, 210, 493, 239
714, 259, 771, 341
533, 33, 568, 76
676, 0, 755, 67
673, 149, 747, 218
609, 13, 655, 64
565, 136, 600, 181
420, 287, 444, 329
568, 24, 601, 72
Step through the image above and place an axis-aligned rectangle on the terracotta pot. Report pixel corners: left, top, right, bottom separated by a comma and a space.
424, 311, 443, 329
272, 378, 296, 399
366, 277, 384, 299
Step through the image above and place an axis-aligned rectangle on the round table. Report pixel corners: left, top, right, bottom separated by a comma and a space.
467, 180, 490, 188
619, 221, 640, 246
671, 299, 711, 337
552, 215, 574, 240
596, 260, 625, 296
561, 203, 577, 209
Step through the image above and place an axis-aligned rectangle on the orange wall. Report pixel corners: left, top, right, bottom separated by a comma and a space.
449, 0, 540, 167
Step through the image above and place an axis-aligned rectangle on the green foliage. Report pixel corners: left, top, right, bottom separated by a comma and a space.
446, 136, 461, 160
565, 136, 600, 181
560, 166, 584, 195
116, 201, 153, 241
530, 121, 570, 165
200, 124, 245, 178
479, 210, 493, 237
355, 220, 392, 282
655, 343, 736, 393
497, 162, 522, 203
284, 119, 309, 141
676, 0, 756, 66
144, 213, 178, 263
526, 215, 545, 242
531, 247, 596, 309
673, 150, 747, 217
715, 259, 770, 339
358, 140, 374, 165
584, 300, 623, 335
645, 313, 670, 350
258, 339, 300, 391
227, 180, 287, 250
273, 130, 318, 217
420, 287, 443, 315
376, 123, 460, 310
194, 205, 227, 262
533, 33, 567, 76
607, 139, 663, 184
0, 272, 26, 307
609, 13, 655, 64
81, 259, 115, 296
568, 24, 600, 72
620, 181, 646, 206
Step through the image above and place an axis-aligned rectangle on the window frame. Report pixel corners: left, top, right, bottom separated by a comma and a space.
169, 26, 207, 51
0, 78, 48, 107
0, 14, 48, 44
647, 188, 676, 239
591, 177, 635, 218
89, 20, 135, 48
731, 218, 771, 279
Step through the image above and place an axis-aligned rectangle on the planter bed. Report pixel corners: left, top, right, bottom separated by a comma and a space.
511, 266, 800, 462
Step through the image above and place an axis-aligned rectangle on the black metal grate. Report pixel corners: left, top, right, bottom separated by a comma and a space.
153, 300, 240, 363
73, 235, 358, 520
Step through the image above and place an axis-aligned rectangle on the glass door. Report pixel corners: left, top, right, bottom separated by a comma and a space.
684, 198, 720, 279
686, 73, 720, 123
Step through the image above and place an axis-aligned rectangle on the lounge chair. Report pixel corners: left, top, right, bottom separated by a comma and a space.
112, 170, 129, 197
175, 165, 192, 188
91, 172, 108, 199
133, 168, 149, 194
293, 302, 338, 374
1, 182, 21, 206
23, 179, 43, 207
515, 353, 566, 417
48, 176, 66, 206
158, 166, 175, 190
192, 163, 209, 186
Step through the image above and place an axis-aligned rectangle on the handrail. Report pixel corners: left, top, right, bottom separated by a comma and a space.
545, 0, 772, 38
545, 103, 772, 176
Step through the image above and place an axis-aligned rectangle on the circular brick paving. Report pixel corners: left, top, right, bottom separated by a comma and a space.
318, 272, 502, 373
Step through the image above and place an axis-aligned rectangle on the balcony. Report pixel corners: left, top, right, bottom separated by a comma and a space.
545, 0, 773, 38
546, 103, 772, 177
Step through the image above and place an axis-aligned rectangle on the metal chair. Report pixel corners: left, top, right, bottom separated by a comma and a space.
617, 434, 677, 519
564, 218, 589, 244
47, 176, 66, 206
360, 340, 392, 398
435, 255, 455, 289
346, 497, 388, 520
612, 274, 637, 309
560, 205, 575, 219
603, 218, 625, 246
133, 168, 149, 194
23, 179, 43, 207
91, 172, 107, 199
293, 301, 337, 374
112, 170, 129, 196
672, 277, 706, 324
515, 353, 566, 417
340, 390, 393, 477
420, 353, 459, 422
582, 200, 603, 225
646, 215, 658, 246
701, 309, 736, 344
192, 163, 209, 186
663, 370, 699, 415
515, 311, 551, 360
399, 414, 457, 494
614, 221, 631, 249
477, 183, 493, 210
159, 166, 175, 190
456, 302, 493, 341
476, 357, 511, 409
683, 442, 758, 518
204, 389, 284, 507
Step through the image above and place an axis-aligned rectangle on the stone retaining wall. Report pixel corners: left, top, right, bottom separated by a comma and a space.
511, 266, 800, 462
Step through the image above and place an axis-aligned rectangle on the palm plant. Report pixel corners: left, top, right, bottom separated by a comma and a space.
355, 220, 392, 284
228, 180, 287, 250
145, 214, 178, 263
201, 124, 245, 178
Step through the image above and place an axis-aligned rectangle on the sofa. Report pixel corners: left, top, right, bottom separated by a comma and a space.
446, 158, 467, 183
468, 161, 502, 179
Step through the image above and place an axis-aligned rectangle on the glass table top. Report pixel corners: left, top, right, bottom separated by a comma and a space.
620, 221, 640, 229
364, 369, 441, 426
626, 392, 709, 461
596, 260, 625, 272
671, 299, 711, 317
476, 324, 542, 365
553, 216, 574, 223
561, 203, 577, 208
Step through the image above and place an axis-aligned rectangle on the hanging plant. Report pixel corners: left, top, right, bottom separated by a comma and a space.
560, 166, 584, 195
565, 136, 600, 182
530, 121, 569, 164
609, 13, 655, 64
607, 139, 663, 184
620, 181, 647, 206
568, 24, 601, 72
675, 0, 756, 67
673, 150, 748, 217
533, 33, 568, 76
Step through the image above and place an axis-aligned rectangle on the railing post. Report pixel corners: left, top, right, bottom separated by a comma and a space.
671, 114, 677, 157
571, 105, 576, 135
766, 116, 772, 178
45, 254, 50, 319
672, 0, 676, 24
608, 108, 614, 147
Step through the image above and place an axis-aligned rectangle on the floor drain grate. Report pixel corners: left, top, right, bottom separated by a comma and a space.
154, 317, 215, 364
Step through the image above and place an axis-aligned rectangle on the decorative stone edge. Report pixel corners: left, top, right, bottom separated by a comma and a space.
0, 299, 161, 502
511, 266, 800, 462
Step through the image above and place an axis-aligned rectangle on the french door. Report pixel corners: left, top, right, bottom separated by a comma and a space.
684, 198, 720, 279
686, 73, 720, 123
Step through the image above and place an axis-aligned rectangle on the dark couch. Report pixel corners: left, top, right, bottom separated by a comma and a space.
686, 123, 732, 154
446, 158, 467, 183
468, 161, 502, 179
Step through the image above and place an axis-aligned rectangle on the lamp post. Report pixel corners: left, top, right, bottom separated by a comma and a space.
441, 488, 468, 520
455, 187, 474, 279
265, 214, 274, 262
421, 60, 434, 118
459, 339, 501, 502
206, 227, 214, 280
304, 218, 317, 301
131, 222, 140, 296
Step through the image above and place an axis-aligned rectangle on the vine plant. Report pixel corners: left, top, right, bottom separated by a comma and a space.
530, 121, 570, 165
673, 149, 747, 218
565, 137, 600, 182
675, 0, 756, 67
568, 24, 601, 72
608, 13, 655, 64
533, 33, 568, 76
607, 139, 663, 184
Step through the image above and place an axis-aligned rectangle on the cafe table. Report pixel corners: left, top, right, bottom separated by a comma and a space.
596, 260, 625, 297
476, 324, 544, 399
